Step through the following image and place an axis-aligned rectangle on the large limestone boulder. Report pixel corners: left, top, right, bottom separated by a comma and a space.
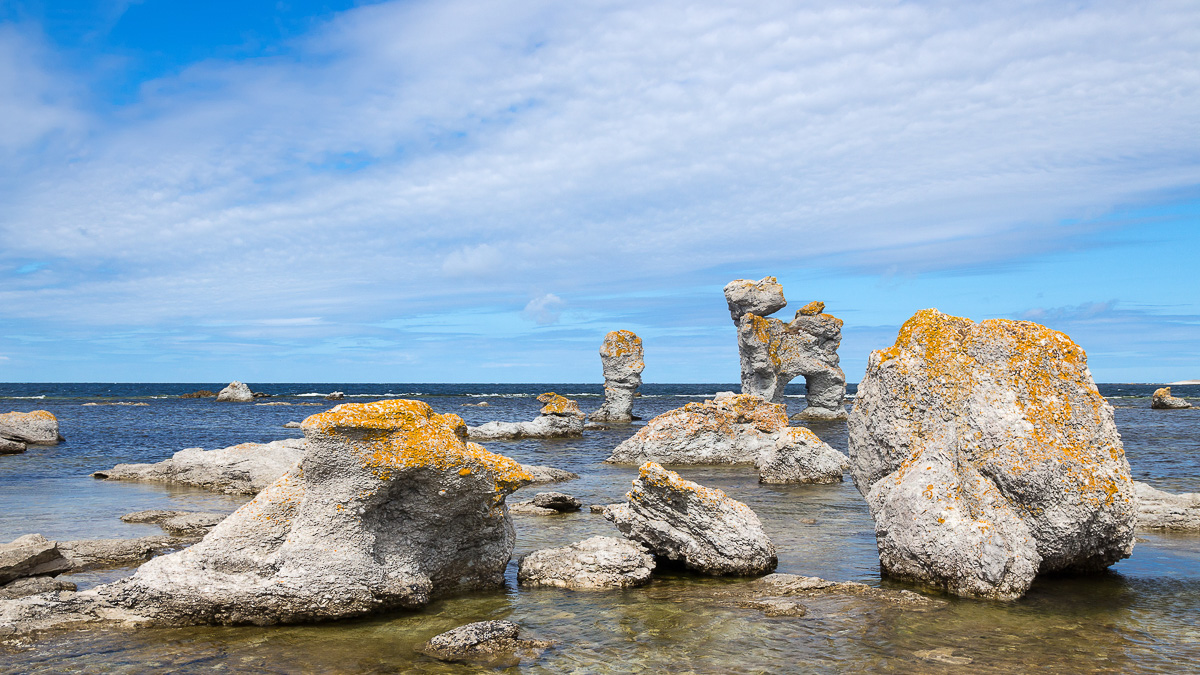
590, 330, 645, 423
215, 381, 254, 402
84, 399, 532, 626
1134, 482, 1200, 531
605, 462, 777, 576
518, 536, 655, 589
756, 426, 850, 485
93, 438, 306, 495
0, 411, 60, 445
848, 309, 1137, 600
723, 278, 847, 420
606, 392, 787, 465
1151, 387, 1192, 409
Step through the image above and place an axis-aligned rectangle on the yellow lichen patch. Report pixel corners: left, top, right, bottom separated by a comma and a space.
536, 393, 582, 417
787, 426, 823, 445
1153, 387, 1172, 398
302, 399, 532, 490
798, 301, 825, 316
0, 410, 57, 422
634, 462, 730, 508
600, 330, 643, 359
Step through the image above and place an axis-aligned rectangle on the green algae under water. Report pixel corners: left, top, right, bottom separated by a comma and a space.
1, 383, 1198, 673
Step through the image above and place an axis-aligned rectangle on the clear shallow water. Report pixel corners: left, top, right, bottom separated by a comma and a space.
1, 382, 1198, 673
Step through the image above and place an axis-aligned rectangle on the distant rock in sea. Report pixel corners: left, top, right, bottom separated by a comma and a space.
215, 381, 253, 402
466, 393, 584, 440
1151, 387, 1192, 409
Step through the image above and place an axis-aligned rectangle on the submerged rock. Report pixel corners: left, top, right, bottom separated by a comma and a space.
848, 309, 1137, 600
180, 390, 216, 399
1151, 387, 1192, 409
0, 535, 70, 584
93, 438, 305, 495
0, 411, 60, 445
418, 620, 553, 666
605, 462, 776, 576
723, 277, 847, 420
756, 427, 849, 485
1134, 482, 1200, 531
590, 330, 645, 423
215, 381, 253, 402
518, 536, 654, 589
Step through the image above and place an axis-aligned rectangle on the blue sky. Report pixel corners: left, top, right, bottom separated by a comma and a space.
1, 0, 1198, 384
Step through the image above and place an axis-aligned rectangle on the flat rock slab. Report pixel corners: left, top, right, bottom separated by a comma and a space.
0, 411, 60, 445
1135, 482, 1200, 531
518, 536, 654, 589
120, 510, 227, 536
93, 438, 305, 495
0, 535, 71, 584
520, 465, 579, 484
58, 535, 194, 572
418, 620, 553, 666
0, 577, 77, 600
466, 415, 583, 440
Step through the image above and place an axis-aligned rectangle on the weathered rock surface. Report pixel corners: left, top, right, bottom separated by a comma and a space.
530, 492, 582, 512
1135, 482, 1200, 531
0, 535, 71, 584
756, 426, 850, 485
607, 392, 787, 465
1151, 387, 1192, 409
418, 620, 553, 666
120, 510, 227, 536
848, 309, 1137, 600
93, 438, 305, 495
57, 536, 192, 572
0, 411, 60, 445
508, 502, 559, 516
518, 536, 654, 589
723, 277, 847, 420
605, 462, 776, 575
283, 421, 301, 428
519, 464, 579, 485
215, 381, 253, 402
537, 392, 584, 418
466, 410, 583, 441
590, 330, 645, 423
0, 438, 25, 455
0, 577, 76, 600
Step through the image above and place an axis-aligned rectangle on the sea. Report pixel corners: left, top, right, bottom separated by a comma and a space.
0, 382, 1197, 674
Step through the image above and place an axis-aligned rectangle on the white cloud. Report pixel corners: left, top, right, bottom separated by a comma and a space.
522, 293, 566, 325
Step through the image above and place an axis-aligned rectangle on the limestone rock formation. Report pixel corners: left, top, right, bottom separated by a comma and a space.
1134, 482, 1200, 531
215, 381, 254, 402
848, 309, 1137, 600
723, 277, 847, 420
1151, 387, 1192, 409
537, 392, 584, 418
56, 535, 193, 572
120, 510, 227, 536
756, 426, 850, 485
520, 464, 579, 484
466, 394, 584, 440
605, 462, 777, 575
93, 438, 305, 495
0, 411, 60, 445
606, 392, 787, 465
418, 620, 553, 666
0, 535, 70, 584
590, 330, 645, 423
61, 399, 532, 626
518, 536, 655, 589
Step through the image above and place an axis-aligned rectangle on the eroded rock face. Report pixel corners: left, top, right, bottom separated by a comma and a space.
93, 438, 305, 495
605, 462, 776, 576
215, 381, 253, 402
537, 392, 584, 419
756, 427, 849, 485
1151, 387, 1192, 409
0, 411, 60, 445
518, 536, 654, 589
85, 399, 531, 626
0, 535, 70, 584
1135, 482, 1200, 531
723, 278, 847, 420
590, 330, 645, 423
607, 392, 787, 465
848, 309, 1136, 600
418, 620, 553, 666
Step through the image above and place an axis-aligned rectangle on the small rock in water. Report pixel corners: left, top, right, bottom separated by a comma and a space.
518, 464, 579, 485
589, 330, 645, 423
461, 401, 490, 407
0, 411, 61, 445
325, 392, 345, 401
530, 492, 582, 512
1151, 387, 1192, 409
589, 504, 609, 514
0, 438, 26, 455
518, 536, 654, 589
737, 598, 808, 617
915, 647, 973, 665
255, 402, 291, 406
283, 421, 302, 429
81, 402, 149, 407
509, 502, 560, 516
1134, 482, 1200, 531
180, 390, 216, 399
418, 620, 553, 666
215, 381, 253, 402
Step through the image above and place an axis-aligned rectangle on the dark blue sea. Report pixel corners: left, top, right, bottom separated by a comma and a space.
1, 382, 1197, 673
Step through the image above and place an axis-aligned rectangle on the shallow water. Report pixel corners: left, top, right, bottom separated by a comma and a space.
1, 382, 1198, 673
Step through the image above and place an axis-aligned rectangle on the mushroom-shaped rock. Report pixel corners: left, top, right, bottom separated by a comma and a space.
605, 462, 777, 576
848, 309, 1136, 600
418, 620, 553, 666
724, 276, 787, 321
606, 392, 788, 465
1134, 482, 1200, 531
93, 438, 305, 495
0, 411, 60, 445
215, 381, 254, 402
518, 536, 655, 589
1151, 387, 1192, 409
756, 427, 850, 484
724, 278, 847, 419
536, 392, 584, 418
86, 399, 531, 625
590, 330, 645, 423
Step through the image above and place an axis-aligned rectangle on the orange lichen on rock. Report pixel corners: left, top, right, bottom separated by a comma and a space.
536, 392, 583, 417
797, 301, 825, 316
600, 330, 643, 360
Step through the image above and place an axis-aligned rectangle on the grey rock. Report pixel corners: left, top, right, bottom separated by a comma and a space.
325, 391, 345, 401
120, 510, 227, 536
215, 381, 254, 402
723, 276, 787, 322
589, 504, 609, 514
466, 414, 583, 440
590, 330, 645, 423
0, 577, 76, 600
530, 492, 582, 512
1151, 387, 1192, 409
0, 411, 60, 445
736, 598, 808, 617
848, 309, 1136, 600
93, 438, 305, 495
283, 421, 302, 428
461, 401, 491, 407
518, 536, 654, 589
57, 536, 192, 572
81, 402, 148, 406
0, 438, 25, 455
508, 502, 559, 516
756, 426, 849, 484
1134, 481, 1200, 530
418, 620, 553, 666
605, 462, 776, 576
519, 464, 579, 485
255, 401, 291, 406
0, 535, 70, 584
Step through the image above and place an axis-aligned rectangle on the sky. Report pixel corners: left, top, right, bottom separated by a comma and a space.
0, 0, 1198, 384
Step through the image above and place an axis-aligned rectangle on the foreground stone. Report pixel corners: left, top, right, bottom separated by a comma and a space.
848, 309, 1136, 600
518, 536, 654, 589
93, 438, 305, 495
1151, 387, 1192, 409
120, 510, 226, 536
0, 411, 60, 445
0, 577, 76, 600
590, 330, 645, 423
723, 277, 847, 420
467, 394, 584, 440
756, 427, 850, 485
418, 620, 553, 666
0, 535, 70, 584
215, 381, 253, 402
605, 462, 776, 575
1135, 482, 1200, 531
